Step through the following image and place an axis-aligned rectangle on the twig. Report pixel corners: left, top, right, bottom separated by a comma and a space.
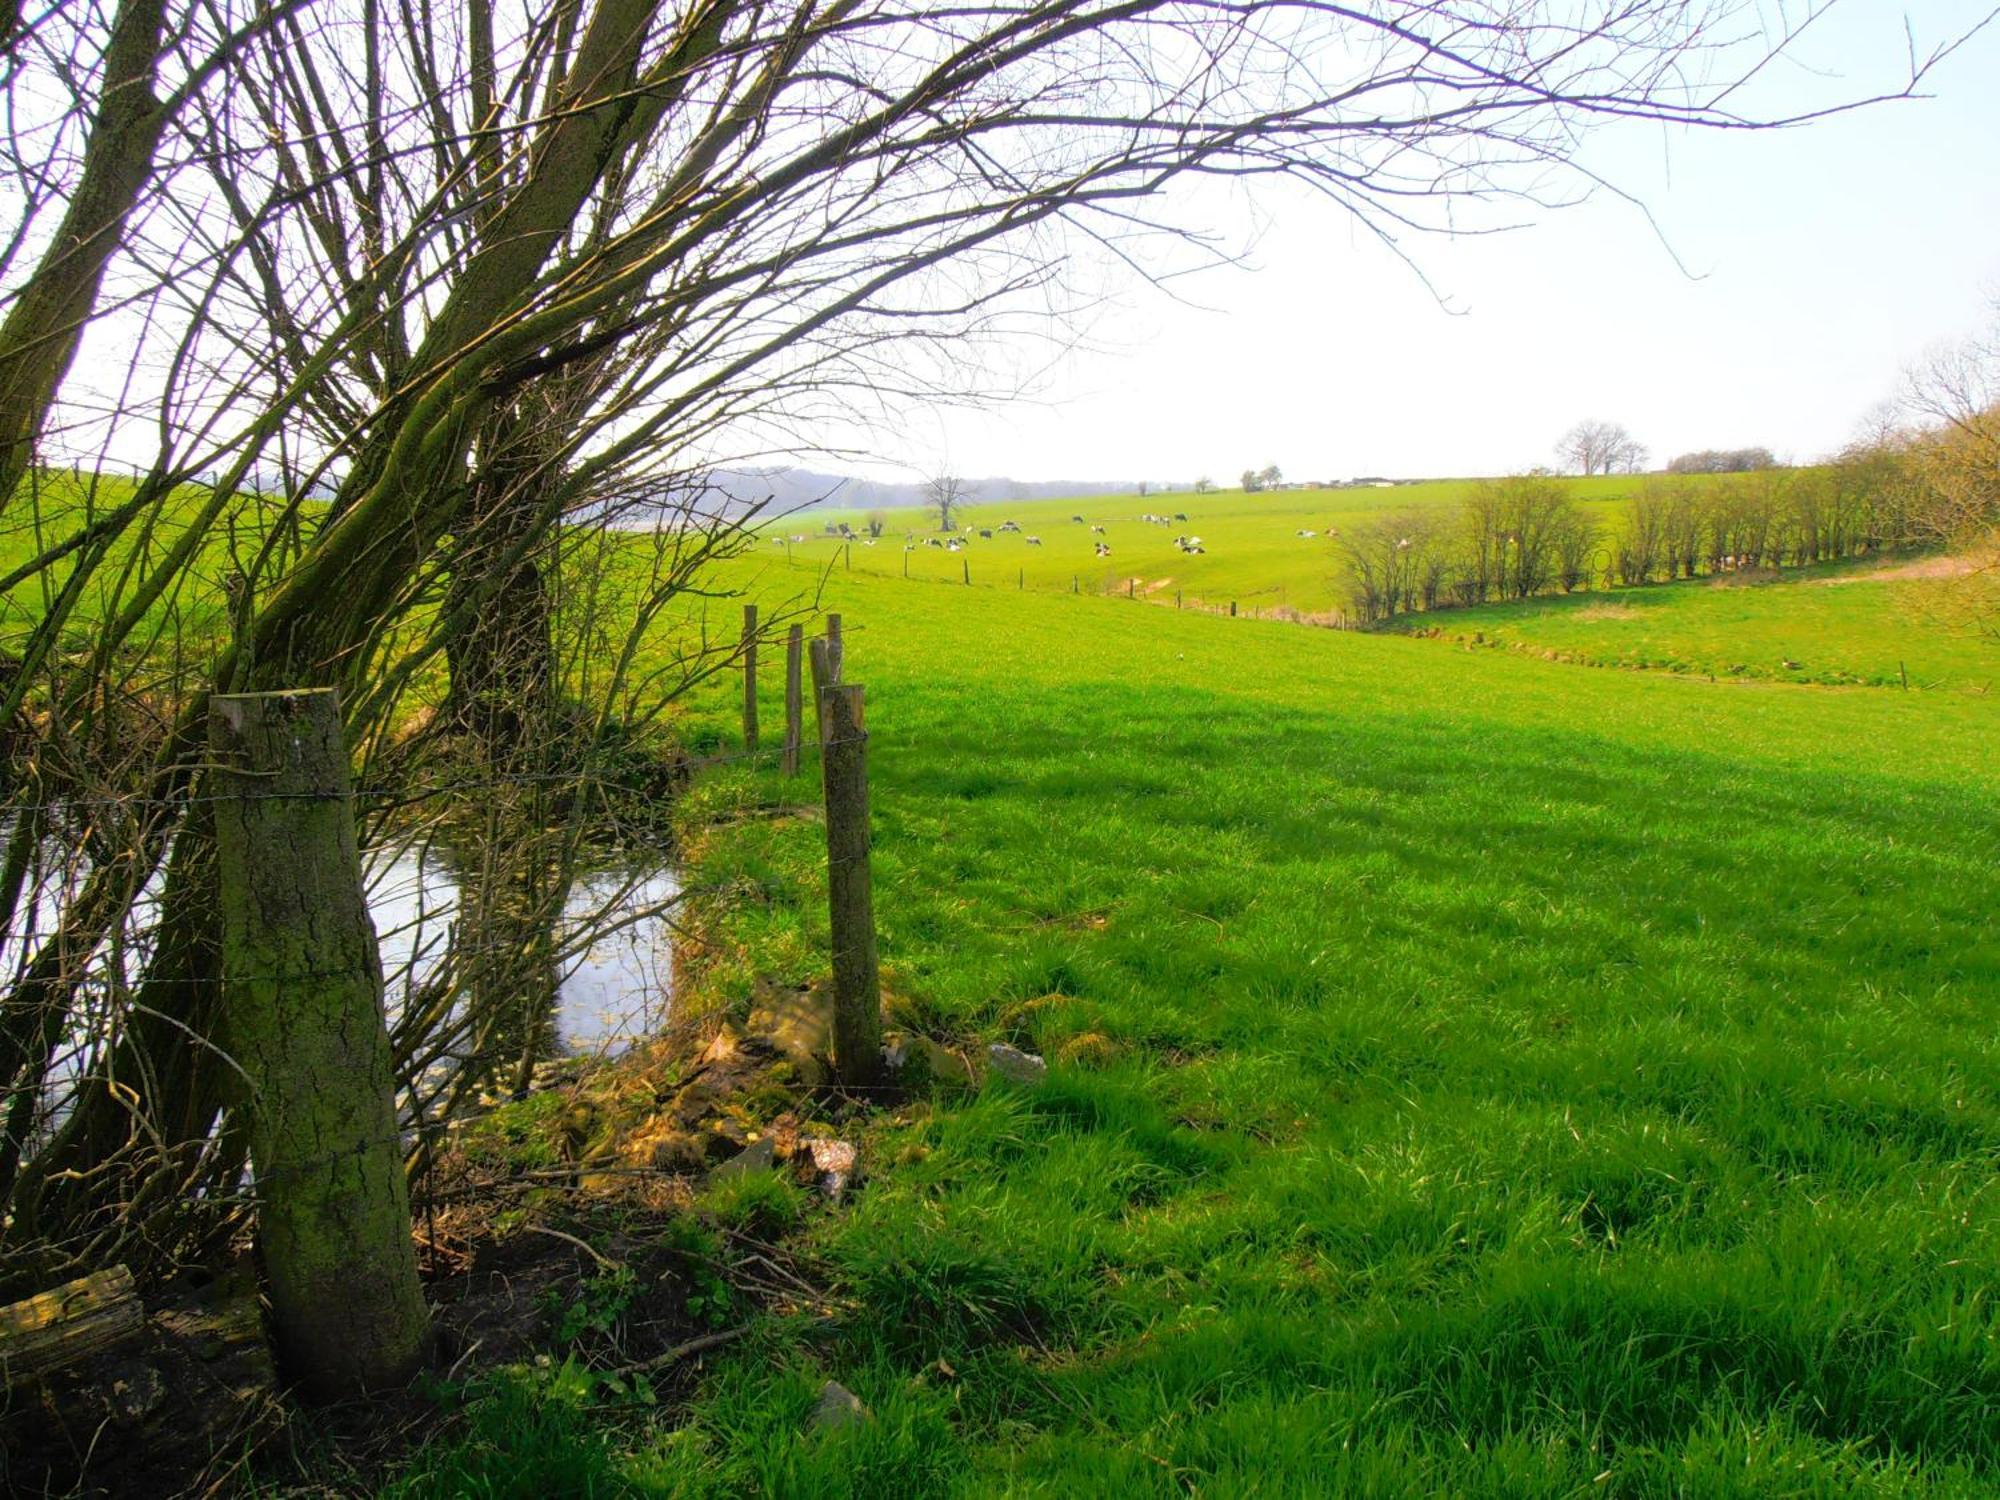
521, 1223, 619, 1272
605, 1324, 748, 1380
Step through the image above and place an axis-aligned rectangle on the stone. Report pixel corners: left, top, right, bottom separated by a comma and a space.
712, 1135, 776, 1177
804, 1138, 857, 1202
811, 1380, 871, 1430
746, 983, 834, 1085
883, 1033, 974, 1088
1055, 1031, 1120, 1069
103, 1358, 166, 1422
986, 1043, 1047, 1086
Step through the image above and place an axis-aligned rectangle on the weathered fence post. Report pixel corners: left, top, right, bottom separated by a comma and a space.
1072, 575, 1077, 594
962, 557, 970, 586
1128, 578, 1135, 599
826, 613, 844, 686
1176, 589, 1182, 609
741, 604, 759, 752
845, 542, 852, 570
808, 636, 830, 747
209, 689, 428, 1398
1229, 600, 1237, 617
783, 625, 804, 777
1018, 567, 1023, 590
819, 685, 883, 1088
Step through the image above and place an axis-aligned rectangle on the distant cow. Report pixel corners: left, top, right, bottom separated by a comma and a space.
1090, 524, 1105, 534
1094, 542, 1111, 557
1071, 514, 1086, 523
1173, 512, 1187, 521
1025, 535, 1042, 546
979, 528, 992, 539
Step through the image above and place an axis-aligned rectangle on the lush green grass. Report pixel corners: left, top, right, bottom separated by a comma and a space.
390, 556, 2000, 1496
763, 476, 1660, 615
1390, 559, 1997, 693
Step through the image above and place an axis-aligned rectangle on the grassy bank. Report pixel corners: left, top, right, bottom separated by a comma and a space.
390, 557, 2000, 1496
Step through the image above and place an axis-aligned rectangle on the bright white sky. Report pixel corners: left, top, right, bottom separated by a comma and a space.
865, 2, 2000, 486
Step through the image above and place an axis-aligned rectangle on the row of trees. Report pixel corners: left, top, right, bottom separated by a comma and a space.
1338, 474, 1598, 622
1338, 460, 1926, 624
1665, 447, 1777, 474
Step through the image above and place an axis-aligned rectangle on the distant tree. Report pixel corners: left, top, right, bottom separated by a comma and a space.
1666, 446, 1776, 474
1138, 480, 1150, 498
865, 512, 887, 537
1898, 308, 2000, 634
1240, 468, 1263, 493
1557, 420, 1648, 476
925, 473, 972, 531
1194, 476, 1215, 494
1258, 464, 1283, 489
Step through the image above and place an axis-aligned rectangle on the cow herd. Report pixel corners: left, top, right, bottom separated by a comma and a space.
886, 509, 1209, 562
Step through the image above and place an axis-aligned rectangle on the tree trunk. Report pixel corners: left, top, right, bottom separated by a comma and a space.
0, 0, 168, 509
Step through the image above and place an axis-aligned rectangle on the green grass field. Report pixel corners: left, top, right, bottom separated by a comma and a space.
391, 542, 2000, 1496
1389, 559, 1997, 694
761, 476, 1659, 616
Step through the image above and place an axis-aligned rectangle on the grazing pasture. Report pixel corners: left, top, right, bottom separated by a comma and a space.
766, 477, 1661, 614
396, 548, 2000, 1496
1389, 558, 1999, 693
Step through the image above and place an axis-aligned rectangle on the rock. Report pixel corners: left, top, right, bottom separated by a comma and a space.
883, 1033, 974, 1089
642, 1128, 707, 1174
1054, 1032, 1120, 1069
103, 1358, 166, 1422
811, 1380, 870, 1430
804, 1138, 857, 1202
986, 1043, 1047, 1086
746, 983, 834, 1085
712, 1135, 776, 1177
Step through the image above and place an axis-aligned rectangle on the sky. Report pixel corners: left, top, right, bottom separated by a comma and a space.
862, 2, 2000, 486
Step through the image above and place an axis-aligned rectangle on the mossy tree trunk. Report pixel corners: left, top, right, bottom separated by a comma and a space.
209, 688, 429, 1398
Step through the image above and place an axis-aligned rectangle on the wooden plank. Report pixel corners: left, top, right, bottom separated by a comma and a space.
0, 1266, 143, 1382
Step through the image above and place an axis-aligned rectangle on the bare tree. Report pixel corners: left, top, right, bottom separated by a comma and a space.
1899, 309, 2000, 633
926, 474, 973, 532
1557, 420, 1648, 476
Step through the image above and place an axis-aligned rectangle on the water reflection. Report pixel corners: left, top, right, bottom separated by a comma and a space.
3, 817, 679, 1068
365, 843, 678, 1058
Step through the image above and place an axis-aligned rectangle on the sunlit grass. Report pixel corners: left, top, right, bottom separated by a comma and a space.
395, 559, 1999, 1495
1390, 558, 1997, 694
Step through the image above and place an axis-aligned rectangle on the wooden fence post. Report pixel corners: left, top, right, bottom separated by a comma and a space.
962, 557, 970, 586
1072, 575, 1077, 594
783, 625, 803, 777
1229, 600, 1237, 617
1176, 589, 1182, 609
209, 688, 428, 1398
808, 636, 830, 747
825, 613, 844, 686
1128, 578, 1135, 599
819, 685, 882, 1088
1018, 567, 1023, 590
741, 604, 759, 752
